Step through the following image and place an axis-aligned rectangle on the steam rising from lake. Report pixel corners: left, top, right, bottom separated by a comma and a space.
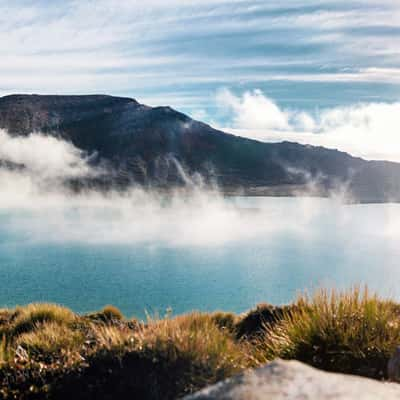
0, 129, 398, 248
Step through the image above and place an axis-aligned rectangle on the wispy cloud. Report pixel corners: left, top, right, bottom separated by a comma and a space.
0, 0, 399, 159
1, 1, 399, 93
216, 88, 400, 162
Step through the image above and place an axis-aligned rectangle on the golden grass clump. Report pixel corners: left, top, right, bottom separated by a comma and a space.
45, 312, 251, 400
0, 336, 11, 365
16, 322, 85, 361
257, 287, 400, 378
209, 311, 238, 333
129, 312, 250, 397
138, 312, 246, 369
91, 324, 136, 351
10, 303, 77, 337
86, 305, 125, 324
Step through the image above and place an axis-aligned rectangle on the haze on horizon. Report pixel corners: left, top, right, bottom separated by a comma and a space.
0, 0, 399, 161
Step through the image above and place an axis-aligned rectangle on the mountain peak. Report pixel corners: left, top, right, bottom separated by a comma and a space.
0, 93, 399, 202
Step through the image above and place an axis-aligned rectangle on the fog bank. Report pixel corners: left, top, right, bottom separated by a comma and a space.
0, 129, 398, 248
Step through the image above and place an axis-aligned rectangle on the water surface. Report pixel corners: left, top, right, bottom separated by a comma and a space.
0, 197, 398, 318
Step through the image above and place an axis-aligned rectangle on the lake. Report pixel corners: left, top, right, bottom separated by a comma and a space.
0, 196, 399, 319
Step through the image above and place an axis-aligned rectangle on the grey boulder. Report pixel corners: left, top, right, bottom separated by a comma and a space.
184, 360, 400, 400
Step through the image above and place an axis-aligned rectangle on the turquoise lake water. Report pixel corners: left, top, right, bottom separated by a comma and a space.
0, 196, 399, 318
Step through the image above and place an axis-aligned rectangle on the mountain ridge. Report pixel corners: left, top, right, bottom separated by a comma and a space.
0, 93, 399, 202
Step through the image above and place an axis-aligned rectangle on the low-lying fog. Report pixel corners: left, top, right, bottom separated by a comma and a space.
0, 129, 399, 248
1, 130, 400, 315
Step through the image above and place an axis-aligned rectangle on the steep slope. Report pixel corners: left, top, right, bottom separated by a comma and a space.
0, 94, 399, 202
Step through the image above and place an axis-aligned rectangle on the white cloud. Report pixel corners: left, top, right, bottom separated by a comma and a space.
216, 88, 290, 131
0, 129, 96, 180
217, 89, 400, 161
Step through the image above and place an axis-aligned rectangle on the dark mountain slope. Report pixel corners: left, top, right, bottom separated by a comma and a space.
0, 94, 399, 202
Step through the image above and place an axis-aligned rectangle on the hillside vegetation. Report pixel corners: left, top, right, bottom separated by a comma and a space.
0, 288, 399, 399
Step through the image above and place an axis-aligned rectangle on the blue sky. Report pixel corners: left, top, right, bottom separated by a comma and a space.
1, 0, 400, 160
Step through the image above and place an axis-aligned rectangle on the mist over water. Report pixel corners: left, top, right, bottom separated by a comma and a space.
0, 129, 400, 317
1, 197, 400, 318
0, 129, 341, 247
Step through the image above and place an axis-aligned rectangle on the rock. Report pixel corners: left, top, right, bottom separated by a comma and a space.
184, 360, 400, 400
388, 346, 400, 382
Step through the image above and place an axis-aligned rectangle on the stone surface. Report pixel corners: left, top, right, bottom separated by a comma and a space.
184, 360, 400, 400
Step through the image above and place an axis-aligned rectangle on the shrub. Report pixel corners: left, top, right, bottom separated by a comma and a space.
235, 303, 295, 339
258, 288, 400, 379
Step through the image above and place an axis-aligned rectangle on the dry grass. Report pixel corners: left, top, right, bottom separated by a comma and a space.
9, 303, 76, 336
86, 305, 125, 323
257, 288, 400, 378
0, 288, 399, 398
137, 312, 248, 378
16, 322, 85, 362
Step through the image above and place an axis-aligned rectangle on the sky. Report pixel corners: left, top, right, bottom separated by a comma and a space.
1, 0, 400, 161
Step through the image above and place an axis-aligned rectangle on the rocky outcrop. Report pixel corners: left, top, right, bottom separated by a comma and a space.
184, 360, 400, 400
1, 94, 400, 202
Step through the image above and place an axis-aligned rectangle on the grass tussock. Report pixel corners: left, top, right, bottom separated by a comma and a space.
86, 305, 125, 323
136, 313, 248, 379
257, 288, 400, 378
0, 309, 251, 399
16, 323, 85, 362
9, 303, 76, 336
0, 288, 400, 398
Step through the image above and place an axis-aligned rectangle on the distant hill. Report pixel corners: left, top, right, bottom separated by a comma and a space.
0, 94, 399, 202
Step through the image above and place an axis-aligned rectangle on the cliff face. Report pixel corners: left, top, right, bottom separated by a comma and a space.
0, 94, 399, 202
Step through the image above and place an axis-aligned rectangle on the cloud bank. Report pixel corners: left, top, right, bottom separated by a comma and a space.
216, 88, 400, 162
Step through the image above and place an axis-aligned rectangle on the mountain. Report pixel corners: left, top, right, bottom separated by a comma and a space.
0, 93, 399, 202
